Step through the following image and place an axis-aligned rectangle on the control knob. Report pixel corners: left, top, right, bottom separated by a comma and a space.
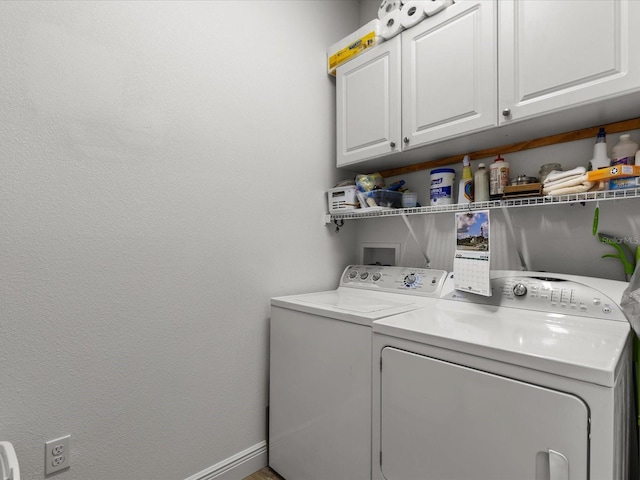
404, 274, 418, 287
513, 283, 527, 296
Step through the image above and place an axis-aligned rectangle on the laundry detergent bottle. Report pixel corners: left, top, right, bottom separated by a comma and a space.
612, 134, 639, 166
457, 155, 474, 203
474, 163, 489, 202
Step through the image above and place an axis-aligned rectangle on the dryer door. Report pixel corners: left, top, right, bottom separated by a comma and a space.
380, 347, 589, 480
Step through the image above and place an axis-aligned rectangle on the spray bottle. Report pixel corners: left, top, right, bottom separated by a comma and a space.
457, 155, 474, 203
589, 127, 610, 170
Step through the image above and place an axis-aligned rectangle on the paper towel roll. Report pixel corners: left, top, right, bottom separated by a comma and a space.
378, 0, 402, 19
381, 10, 405, 40
400, 1, 428, 29
423, 0, 446, 16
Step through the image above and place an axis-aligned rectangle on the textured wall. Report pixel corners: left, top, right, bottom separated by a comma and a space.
0, 1, 358, 479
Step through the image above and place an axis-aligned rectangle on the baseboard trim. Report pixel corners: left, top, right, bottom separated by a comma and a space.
184, 441, 267, 480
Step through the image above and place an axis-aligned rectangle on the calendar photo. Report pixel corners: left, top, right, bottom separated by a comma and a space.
454, 210, 491, 296
456, 211, 489, 251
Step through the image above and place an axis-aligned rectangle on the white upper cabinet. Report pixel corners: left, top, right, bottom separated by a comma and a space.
499, 0, 640, 124
335, 0, 640, 170
336, 36, 401, 168
402, 0, 497, 150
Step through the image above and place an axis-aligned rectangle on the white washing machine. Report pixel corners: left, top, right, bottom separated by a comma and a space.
269, 265, 448, 480
372, 271, 636, 480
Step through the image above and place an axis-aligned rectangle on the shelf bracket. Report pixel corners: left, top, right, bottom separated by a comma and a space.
401, 213, 430, 268
500, 206, 528, 271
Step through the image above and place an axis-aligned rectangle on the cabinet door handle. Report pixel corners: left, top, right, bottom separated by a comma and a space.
403, 137, 409, 144
390, 142, 396, 148
502, 108, 511, 117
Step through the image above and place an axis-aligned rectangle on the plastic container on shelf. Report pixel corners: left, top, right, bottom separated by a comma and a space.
430, 168, 455, 205
539, 163, 562, 183
402, 191, 418, 208
611, 134, 639, 166
474, 163, 490, 202
327, 186, 359, 213
489, 154, 509, 200
357, 189, 403, 208
457, 155, 474, 203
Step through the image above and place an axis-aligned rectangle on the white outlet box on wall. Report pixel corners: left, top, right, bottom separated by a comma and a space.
360, 242, 400, 266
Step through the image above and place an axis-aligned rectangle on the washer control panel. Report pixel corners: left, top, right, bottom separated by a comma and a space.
443, 274, 626, 321
341, 265, 447, 296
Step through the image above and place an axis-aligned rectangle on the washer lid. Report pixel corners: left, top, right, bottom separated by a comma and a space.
373, 304, 630, 386
271, 289, 430, 325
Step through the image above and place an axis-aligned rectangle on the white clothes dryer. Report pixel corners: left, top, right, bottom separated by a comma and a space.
372, 271, 636, 480
269, 265, 448, 480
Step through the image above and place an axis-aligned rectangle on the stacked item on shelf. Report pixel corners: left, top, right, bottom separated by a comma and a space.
355, 173, 417, 209
379, 0, 451, 40
327, 180, 360, 214
587, 165, 640, 191
542, 166, 596, 196
327, 19, 384, 76
327, 0, 454, 75
502, 176, 541, 199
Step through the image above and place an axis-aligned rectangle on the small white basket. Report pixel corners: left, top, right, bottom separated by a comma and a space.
327, 186, 359, 213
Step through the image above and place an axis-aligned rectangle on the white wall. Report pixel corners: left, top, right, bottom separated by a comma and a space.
0, 1, 359, 479
359, 0, 381, 22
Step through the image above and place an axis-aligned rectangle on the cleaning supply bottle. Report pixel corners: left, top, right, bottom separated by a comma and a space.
611, 134, 639, 166
489, 154, 509, 200
457, 155, 473, 203
474, 162, 489, 202
589, 127, 610, 170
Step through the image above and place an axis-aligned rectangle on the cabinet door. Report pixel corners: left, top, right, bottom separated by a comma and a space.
499, 0, 640, 124
336, 35, 401, 168
401, 0, 497, 150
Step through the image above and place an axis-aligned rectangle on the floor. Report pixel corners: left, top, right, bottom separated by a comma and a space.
243, 466, 285, 480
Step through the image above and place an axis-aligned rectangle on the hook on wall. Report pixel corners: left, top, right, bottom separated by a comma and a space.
333, 218, 344, 232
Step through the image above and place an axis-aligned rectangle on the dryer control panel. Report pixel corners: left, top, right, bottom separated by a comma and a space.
341, 265, 448, 297
442, 272, 627, 321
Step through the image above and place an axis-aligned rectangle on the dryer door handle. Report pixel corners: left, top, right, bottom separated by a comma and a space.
549, 449, 569, 480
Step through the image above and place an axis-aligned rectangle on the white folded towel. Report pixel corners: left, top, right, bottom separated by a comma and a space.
543, 182, 596, 196
543, 173, 588, 191
543, 173, 595, 196
543, 166, 587, 184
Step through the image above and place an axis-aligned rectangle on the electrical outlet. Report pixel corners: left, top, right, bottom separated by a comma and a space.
45, 435, 71, 475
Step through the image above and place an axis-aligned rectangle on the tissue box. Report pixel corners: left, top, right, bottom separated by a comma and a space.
609, 177, 640, 190
327, 20, 383, 76
327, 186, 359, 213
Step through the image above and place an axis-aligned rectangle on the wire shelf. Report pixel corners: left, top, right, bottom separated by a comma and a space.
327, 187, 640, 221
